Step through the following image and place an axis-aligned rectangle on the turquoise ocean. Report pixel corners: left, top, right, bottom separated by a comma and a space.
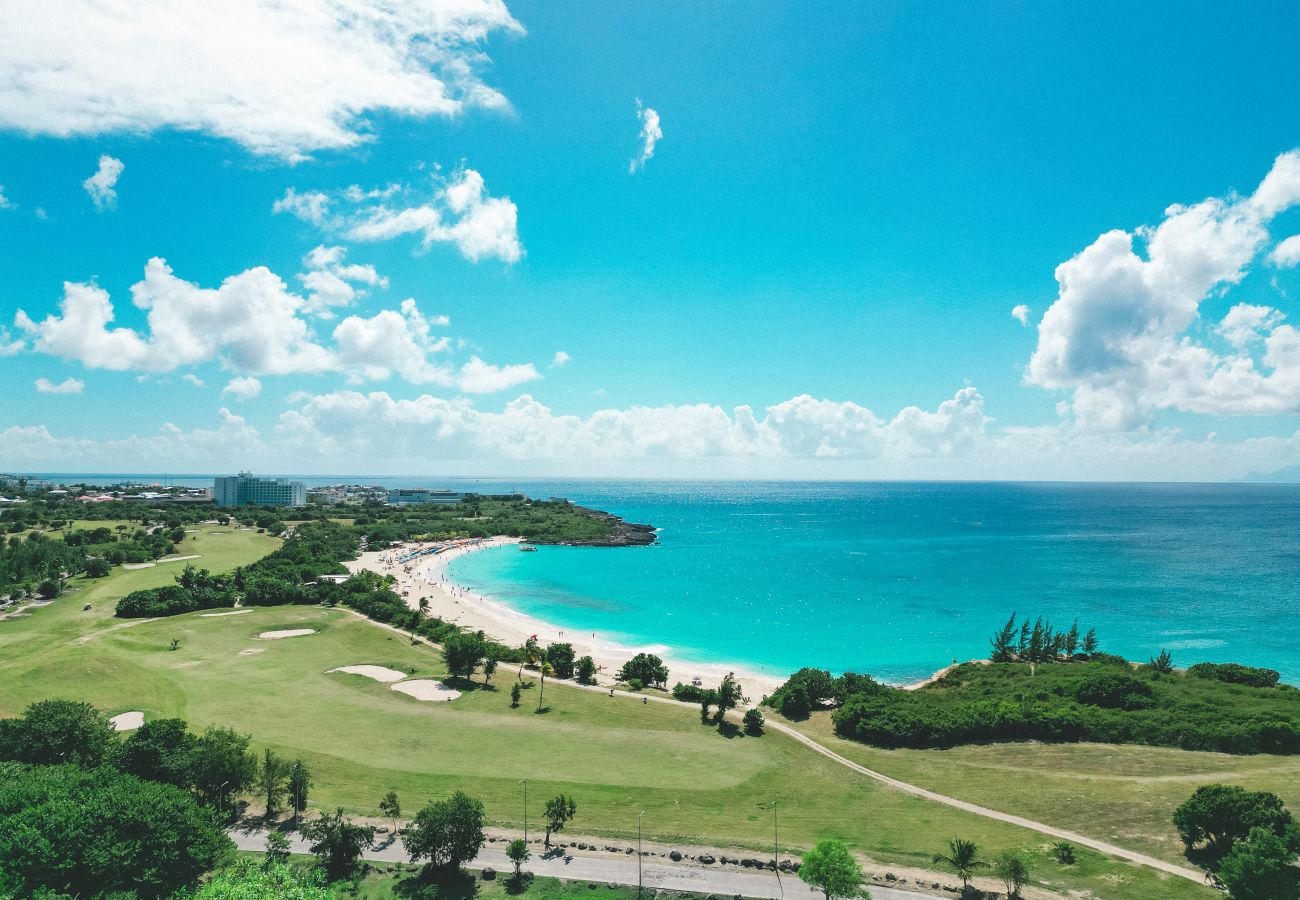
35, 475, 1300, 684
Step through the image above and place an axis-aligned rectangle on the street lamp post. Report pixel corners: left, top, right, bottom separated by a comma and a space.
637, 810, 645, 898
218, 780, 230, 818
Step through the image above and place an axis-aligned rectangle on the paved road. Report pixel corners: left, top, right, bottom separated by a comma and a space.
229, 829, 941, 900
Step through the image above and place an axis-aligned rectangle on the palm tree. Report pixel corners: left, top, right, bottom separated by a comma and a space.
537, 660, 554, 711
933, 838, 986, 895
518, 634, 540, 682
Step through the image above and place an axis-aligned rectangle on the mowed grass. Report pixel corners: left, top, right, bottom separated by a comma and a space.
0, 537, 1217, 899
790, 710, 1300, 867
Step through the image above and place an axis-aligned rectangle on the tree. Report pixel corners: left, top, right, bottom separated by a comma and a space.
1147, 649, 1174, 675
714, 672, 742, 724
576, 655, 597, 684
484, 654, 499, 684
1063, 620, 1080, 657
443, 632, 486, 682
511, 682, 522, 707
1173, 785, 1296, 858
743, 707, 766, 735
190, 727, 258, 812
0, 698, 116, 767
506, 837, 531, 881
288, 760, 311, 821
402, 791, 486, 872
546, 642, 576, 679
543, 793, 577, 847
537, 660, 555, 711
119, 717, 196, 787
993, 850, 1029, 898
799, 838, 867, 900
779, 683, 811, 719
1216, 825, 1300, 900
932, 838, 986, 895
258, 747, 289, 819
85, 557, 112, 577
519, 634, 540, 681
264, 829, 292, 868
379, 790, 401, 834
616, 652, 669, 689
0, 763, 232, 899
990, 612, 1018, 662
301, 807, 375, 881
1082, 628, 1099, 655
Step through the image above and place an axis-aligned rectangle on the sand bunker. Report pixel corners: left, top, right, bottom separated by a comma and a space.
391, 679, 461, 702
199, 609, 252, 617
239, 648, 266, 656
158, 554, 202, 563
110, 711, 144, 731
330, 665, 408, 682
257, 629, 316, 640
122, 562, 155, 570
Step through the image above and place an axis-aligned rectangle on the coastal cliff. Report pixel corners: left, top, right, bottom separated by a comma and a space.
531, 505, 657, 547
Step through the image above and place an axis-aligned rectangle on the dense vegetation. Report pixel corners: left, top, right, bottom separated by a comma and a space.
1172, 785, 1300, 898
768, 622, 1300, 754
1, 526, 183, 602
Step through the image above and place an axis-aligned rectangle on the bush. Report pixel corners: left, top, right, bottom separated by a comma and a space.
743, 708, 765, 736
625, 678, 644, 692
1188, 663, 1281, 688
1069, 672, 1154, 710
616, 653, 668, 689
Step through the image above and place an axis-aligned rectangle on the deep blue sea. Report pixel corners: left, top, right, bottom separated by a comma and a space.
33, 475, 1300, 684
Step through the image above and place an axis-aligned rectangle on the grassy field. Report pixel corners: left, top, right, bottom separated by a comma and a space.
0, 532, 1218, 899
790, 710, 1300, 866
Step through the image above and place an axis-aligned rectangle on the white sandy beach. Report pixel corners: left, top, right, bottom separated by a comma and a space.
345, 538, 788, 698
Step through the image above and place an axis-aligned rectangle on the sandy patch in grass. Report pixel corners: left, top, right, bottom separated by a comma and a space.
239, 648, 266, 656
391, 679, 461, 702
257, 629, 316, 640
110, 711, 144, 731
330, 665, 408, 683
122, 562, 155, 570
199, 609, 252, 617
158, 554, 202, 563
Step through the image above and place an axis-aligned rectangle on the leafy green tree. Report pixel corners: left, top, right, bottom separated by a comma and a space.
510, 682, 522, 707
798, 838, 867, 900
506, 838, 531, 880
616, 652, 669, 689
576, 655, 597, 684
1216, 825, 1300, 900
743, 707, 765, 735
301, 807, 376, 881
443, 632, 486, 681
993, 850, 1029, 898
932, 838, 986, 894
85, 557, 112, 577
1082, 628, 1099, 655
190, 727, 258, 812
0, 699, 116, 767
1147, 649, 1174, 674
0, 763, 232, 899
379, 790, 401, 833
119, 717, 196, 787
402, 791, 486, 872
543, 794, 577, 846
990, 613, 1018, 662
537, 660, 555, 711
288, 760, 311, 821
714, 672, 742, 724
1173, 785, 1296, 857
264, 830, 292, 868
779, 683, 811, 719
197, 858, 332, 899
1063, 620, 1080, 656
484, 654, 499, 684
258, 747, 289, 819
545, 642, 576, 679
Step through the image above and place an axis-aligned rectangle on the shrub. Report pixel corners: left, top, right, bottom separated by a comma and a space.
743, 708, 765, 735
1188, 663, 1281, 688
1068, 672, 1154, 710
616, 653, 668, 689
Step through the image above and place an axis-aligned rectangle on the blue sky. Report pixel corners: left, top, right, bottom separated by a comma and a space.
3, 1, 1300, 479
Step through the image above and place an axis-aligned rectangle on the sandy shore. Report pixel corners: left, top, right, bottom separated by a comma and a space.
345, 538, 788, 699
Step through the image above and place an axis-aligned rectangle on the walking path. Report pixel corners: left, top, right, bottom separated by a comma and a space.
227, 829, 941, 900
342, 610, 1205, 886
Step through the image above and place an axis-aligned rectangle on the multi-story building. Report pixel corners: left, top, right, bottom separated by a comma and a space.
386, 488, 465, 506
213, 472, 307, 508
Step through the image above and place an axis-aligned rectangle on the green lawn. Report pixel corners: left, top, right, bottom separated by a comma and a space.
0, 535, 1218, 900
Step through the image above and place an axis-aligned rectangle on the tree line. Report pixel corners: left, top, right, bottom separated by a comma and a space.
989, 612, 1098, 663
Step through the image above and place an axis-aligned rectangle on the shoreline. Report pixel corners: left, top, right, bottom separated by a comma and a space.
344, 538, 972, 699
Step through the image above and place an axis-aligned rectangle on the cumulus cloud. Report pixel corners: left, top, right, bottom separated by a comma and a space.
1270, 235, 1300, 269
34, 376, 84, 394
221, 375, 262, 400
1011, 305, 1031, 326
276, 168, 521, 263
1026, 149, 1300, 429
82, 155, 123, 210
0, 0, 524, 160
629, 100, 662, 173
182, 374, 205, 387
298, 245, 387, 316
551, 350, 571, 367
14, 257, 533, 392
0, 185, 13, 210
0, 326, 23, 356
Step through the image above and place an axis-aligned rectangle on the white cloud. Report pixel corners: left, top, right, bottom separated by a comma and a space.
34, 376, 84, 394
15, 257, 533, 393
1269, 235, 1300, 269
221, 375, 262, 400
551, 350, 571, 367
0, 327, 23, 356
629, 100, 662, 174
0, 0, 524, 160
1011, 305, 1031, 326
298, 245, 388, 316
1027, 149, 1300, 429
82, 155, 124, 210
278, 168, 521, 263
182, 373, 205, 387
0, 185, 13, 210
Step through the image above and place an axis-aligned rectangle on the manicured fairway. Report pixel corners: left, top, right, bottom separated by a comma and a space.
0, 532, 1217, 899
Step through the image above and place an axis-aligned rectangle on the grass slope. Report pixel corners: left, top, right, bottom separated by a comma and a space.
0, 532, 1216, 899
